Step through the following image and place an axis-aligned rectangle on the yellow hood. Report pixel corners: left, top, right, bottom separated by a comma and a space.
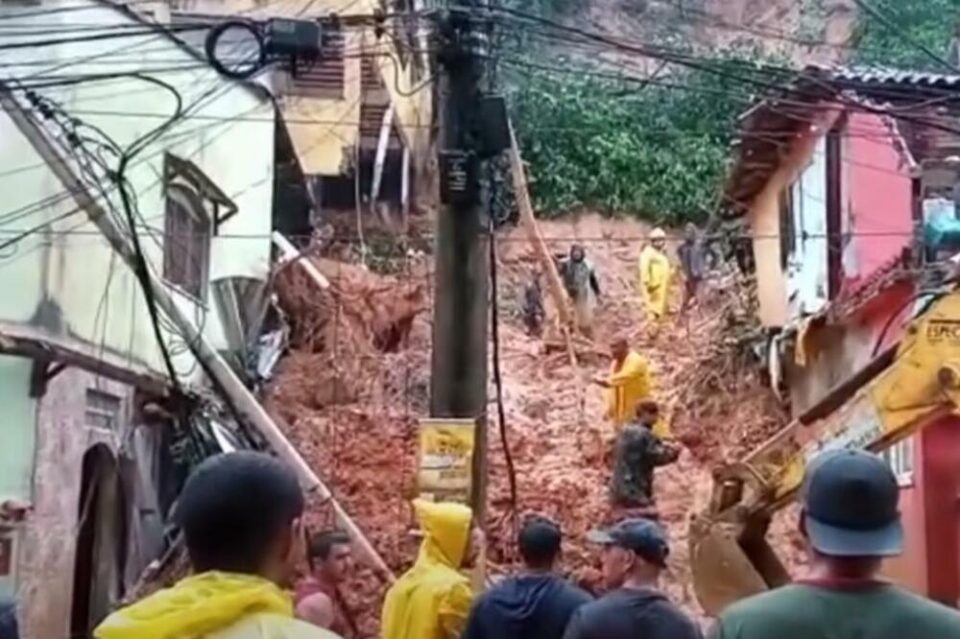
413, 499, 473, 569
381, 500, 474, 639
94, 572, 293, 639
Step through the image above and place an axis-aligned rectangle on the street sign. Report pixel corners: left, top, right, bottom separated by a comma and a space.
417, 418, 477, 504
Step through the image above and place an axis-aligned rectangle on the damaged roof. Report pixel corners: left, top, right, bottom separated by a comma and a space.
722, 64, 960, 218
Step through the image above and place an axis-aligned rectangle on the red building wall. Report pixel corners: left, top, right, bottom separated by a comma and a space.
885, 479, 927, 595
887, 419, 960, 606
842, 112, 914, 289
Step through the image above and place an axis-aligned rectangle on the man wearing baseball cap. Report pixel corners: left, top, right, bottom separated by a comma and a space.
562, 517, 701, 639
709, 449, 960, 639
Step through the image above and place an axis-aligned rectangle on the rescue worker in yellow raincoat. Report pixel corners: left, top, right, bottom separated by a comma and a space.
382, 499, 481, 639
638, 228, 672, 330
595, 337, 670, 439
94, 452, 340, 639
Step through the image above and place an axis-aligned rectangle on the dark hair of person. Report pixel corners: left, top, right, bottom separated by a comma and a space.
308, 530, 351, 561
176, 451, 304, 574
637, 400, 659, 417
518, 515, 562, 569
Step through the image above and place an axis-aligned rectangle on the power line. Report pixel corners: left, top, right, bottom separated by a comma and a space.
0, 24, 212, 52
489, 11, 960, 140
0, 0, 160, 22
0, 85, 266, 243
653, 0, 859, 52
0, 227, 934, 242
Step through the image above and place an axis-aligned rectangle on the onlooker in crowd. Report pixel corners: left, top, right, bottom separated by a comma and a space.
296, 530, 357, 637
463, 516, 591, 639
596, 336, 655, 431
563, 518, 701, 639
677, 223, 706, 315
708, 449, 960, 639
95, 451, 339, 639
381, 499, 481, 639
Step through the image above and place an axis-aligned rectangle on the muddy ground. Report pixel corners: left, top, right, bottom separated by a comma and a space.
265, 214, 805, 636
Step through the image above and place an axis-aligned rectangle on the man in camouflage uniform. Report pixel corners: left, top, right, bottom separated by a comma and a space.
610, 402, 680, 508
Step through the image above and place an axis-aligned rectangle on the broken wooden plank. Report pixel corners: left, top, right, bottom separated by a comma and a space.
273, 231, 331, 290
507, 122, 572, 330
507, 121, 587, 420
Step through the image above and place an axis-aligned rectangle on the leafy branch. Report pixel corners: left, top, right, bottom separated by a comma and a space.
506, 62, 746, 225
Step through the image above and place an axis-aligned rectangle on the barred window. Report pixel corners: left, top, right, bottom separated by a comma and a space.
163, 183, 211, 301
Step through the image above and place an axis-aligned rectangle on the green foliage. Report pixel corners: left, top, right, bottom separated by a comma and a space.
507, 62, 746, 225
853, 0, 960, 71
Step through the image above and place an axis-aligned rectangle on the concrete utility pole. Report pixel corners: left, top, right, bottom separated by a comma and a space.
430, 4, 491, 519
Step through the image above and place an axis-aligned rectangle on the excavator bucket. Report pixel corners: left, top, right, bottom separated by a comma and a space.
689, 513, 791, 616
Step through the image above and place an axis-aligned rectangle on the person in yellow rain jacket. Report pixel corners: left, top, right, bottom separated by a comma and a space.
382, 499, 481, 639
95, 452, 339, 639
638, 228, 672, 327
595, 337, 669, 438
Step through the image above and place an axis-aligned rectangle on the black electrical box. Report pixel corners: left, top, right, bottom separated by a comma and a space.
265, 18, 322, 59
475, 95, 510, 158
440, 150, 479, 207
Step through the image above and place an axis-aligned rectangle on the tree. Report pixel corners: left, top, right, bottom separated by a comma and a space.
507, 61, 746, 224
853, 0, 960, 71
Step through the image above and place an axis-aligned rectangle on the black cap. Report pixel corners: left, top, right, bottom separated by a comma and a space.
587, 518, 669, 567
803, 449, 903, 557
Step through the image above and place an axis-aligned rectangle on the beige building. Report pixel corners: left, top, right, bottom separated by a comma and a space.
156, 0, 435, 227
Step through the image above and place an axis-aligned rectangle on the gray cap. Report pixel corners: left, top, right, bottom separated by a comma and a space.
803, 449, 904, 557
587, 517, 669, 567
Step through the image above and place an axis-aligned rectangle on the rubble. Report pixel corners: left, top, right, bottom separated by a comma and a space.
266, 215, 803, 636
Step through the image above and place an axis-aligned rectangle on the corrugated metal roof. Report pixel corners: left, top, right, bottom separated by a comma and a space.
721, 64, 960, 218
805, 64, 960, 89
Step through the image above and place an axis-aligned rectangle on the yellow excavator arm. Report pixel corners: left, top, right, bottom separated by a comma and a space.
690, 289, 960, 616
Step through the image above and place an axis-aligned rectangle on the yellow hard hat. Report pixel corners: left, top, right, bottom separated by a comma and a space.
650, 228, 666, 240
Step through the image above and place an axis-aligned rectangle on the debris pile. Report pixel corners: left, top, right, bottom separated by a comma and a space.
266, 216, 800, 636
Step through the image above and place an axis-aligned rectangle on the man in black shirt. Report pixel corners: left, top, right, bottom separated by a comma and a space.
563, 518, 701, 639
464, 516, 592, 639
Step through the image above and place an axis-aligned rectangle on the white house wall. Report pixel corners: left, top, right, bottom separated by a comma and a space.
787, 137, 829, 318
0, 0, 276, 386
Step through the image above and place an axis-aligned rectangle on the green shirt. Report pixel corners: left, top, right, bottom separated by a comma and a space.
709, 582, 960, 639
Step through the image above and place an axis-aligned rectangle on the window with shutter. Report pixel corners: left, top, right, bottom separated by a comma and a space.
289, 21, 345, 98
163, 183, 210, 301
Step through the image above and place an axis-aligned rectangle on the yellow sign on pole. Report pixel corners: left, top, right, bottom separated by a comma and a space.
417, 418, 477, 504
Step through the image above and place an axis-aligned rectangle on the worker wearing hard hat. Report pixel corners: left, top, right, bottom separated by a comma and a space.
382, 499, 482, 639
638, 228, 672, 332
